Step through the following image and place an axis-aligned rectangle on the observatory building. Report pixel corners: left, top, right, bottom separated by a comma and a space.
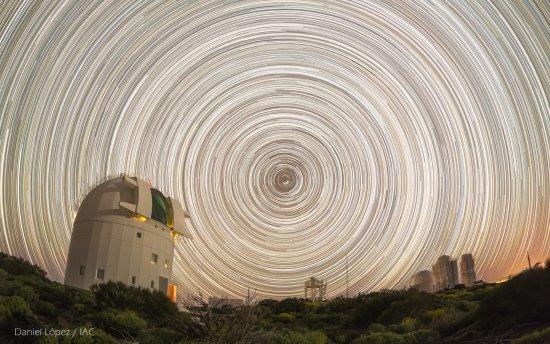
64, 174, 191, 299
409, 270, 435, 293
432, 255, 459, 291
460, 253, 476, 287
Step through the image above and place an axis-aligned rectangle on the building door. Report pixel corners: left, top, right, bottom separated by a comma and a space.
159, 276, 168, 295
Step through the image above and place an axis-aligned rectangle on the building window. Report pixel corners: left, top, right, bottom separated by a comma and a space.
151, 253, 158, 264
131, 276, 136, 285
96, 269, 105, 280
150, 280, 154, 289
137, 232, 141, 238
79, 266, 85, 275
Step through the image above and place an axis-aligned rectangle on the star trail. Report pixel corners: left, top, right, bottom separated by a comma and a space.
0, 0, 548, 299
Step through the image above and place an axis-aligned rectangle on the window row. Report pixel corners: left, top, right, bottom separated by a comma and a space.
78, 266, 165, 290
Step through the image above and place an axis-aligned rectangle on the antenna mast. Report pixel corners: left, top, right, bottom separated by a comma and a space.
346, 253, 350, 298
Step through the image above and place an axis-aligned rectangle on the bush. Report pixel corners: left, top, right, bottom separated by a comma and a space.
40, 283, 72, 307
275, 297, 306, 313
0, 295, 32, 318
512, 327, 550, 344
15, 284, 39, 304
93, 309, 147, 337
304, 301, 325, 313
352, 332, 405, 344
258, 298, 279, 310
301, 312, 351, 329
0, 253, 46, 278
367, 323, 387, 333
55, 328, 118, 344
165, 311, 201, 338
377, 291, 441, 325
399, 317, 417, 333
352, 291, 406, 327
477, 263, 550, 331
34, 300, 57, 316
0, 268, 8, 280
422, 307, 464, 331
0, 295, 33, 331
136, 328, 183, 344
402, 329, 441, 344
274, 312, 296, 323
271, 329, 328, 344
383, 318, 418, 334
91, 281, 178, 325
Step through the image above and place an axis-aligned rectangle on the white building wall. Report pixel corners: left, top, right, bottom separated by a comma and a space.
65, 219, 174, 293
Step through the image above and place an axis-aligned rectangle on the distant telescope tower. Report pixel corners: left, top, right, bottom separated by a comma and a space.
460, 253, 476, 287
304, 277, 327, 301
64, 174, 192, 299
409, 270, 435, 293
432, 255, 459, 291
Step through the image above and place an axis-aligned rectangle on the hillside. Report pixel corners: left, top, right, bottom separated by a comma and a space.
0, 252, 548, 344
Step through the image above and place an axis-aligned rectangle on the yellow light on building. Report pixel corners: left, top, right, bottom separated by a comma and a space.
171, 230, 180, 241
168, 284, 177, 303
135, 215, 147, 222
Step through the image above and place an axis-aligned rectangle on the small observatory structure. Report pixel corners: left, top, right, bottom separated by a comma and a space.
409, 270, 435, 293
304, 276, 327, 301
64, 174, 191, 300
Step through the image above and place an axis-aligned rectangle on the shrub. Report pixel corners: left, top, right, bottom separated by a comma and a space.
70, 288, 96, 307
377, 291, 441, 325
0, 295, 33, 331
93, 309, 147, 337
275, 297, 306, 313
383, 318, 418, 334
274, 312, 296, 323
367, 323, 387, 333
258, 298, 279, 311
399, 317, 417, 333
0, 253, 46, 278
304, 301, 324, 313
165, 311, 201, 338
34, 300, 57, 316
91, 281, 178, 325
136, 328, 183, 344
321, 296, 357, 313
15, 285, 39, 304
40, 283, 72, 307
302, 312, 350, 329
352, 291, 406, 327
402, 329, 441, 344
352, 332, 405, 344
423, 307, 464, 331
0, 280, 15, 296
0, 295, 32, 318
512, 327, 550, 344
477, 263, 550, 331
55, 328, 118, 344
271, 329, 328, 344
0, 268, 8, 280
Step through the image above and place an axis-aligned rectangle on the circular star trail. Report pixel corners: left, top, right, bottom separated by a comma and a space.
0, 0, 548, 299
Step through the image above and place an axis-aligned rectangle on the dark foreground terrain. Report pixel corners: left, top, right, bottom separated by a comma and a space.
0, 252, 548, 343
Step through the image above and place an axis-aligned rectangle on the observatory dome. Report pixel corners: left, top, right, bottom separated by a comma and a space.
64, 174, 190, 296
410, 270, 435, 293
